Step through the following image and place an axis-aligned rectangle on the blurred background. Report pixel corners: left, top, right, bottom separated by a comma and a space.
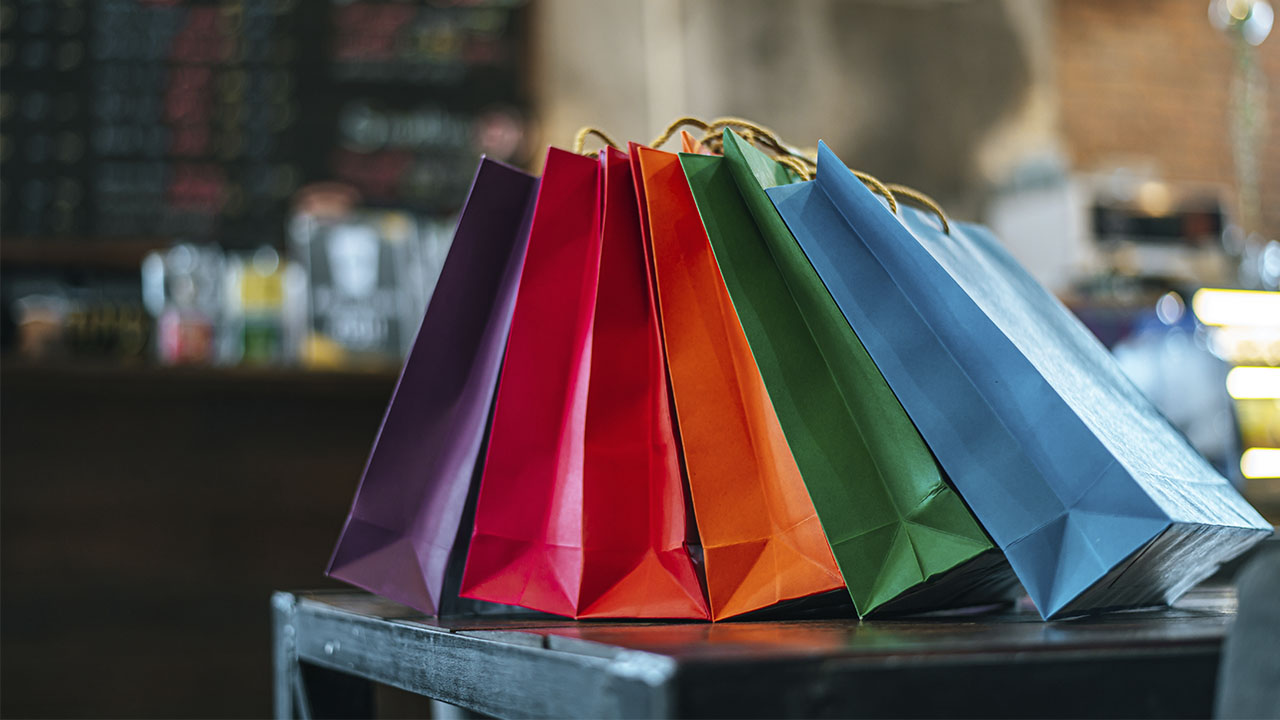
1, 0, 1277, 716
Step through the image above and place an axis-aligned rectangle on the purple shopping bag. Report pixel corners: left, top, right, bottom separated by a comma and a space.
327, 157, 538, 615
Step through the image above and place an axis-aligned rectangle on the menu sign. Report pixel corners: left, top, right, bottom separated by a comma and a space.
0, 0, 529, 245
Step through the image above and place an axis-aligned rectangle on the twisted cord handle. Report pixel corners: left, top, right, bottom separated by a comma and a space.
572, 126, 620, 155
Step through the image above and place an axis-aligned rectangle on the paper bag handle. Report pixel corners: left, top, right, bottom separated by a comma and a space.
572, 126, 620, 154
650, 117, 712, 149
885, 183, 951, 234
572, 116, 950, 234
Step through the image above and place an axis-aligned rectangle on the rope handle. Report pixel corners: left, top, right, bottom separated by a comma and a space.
854, 171, 899, 215
769, 143, 950, 231
885, 183, 950, 234
570, 117, 950, 234
699, 118, 794, 158
650, 117, 712, 150
572, 126, 620, 155
749, 136, 900, 215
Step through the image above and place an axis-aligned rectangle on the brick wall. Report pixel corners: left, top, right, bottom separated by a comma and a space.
1056, 0, 1280, 239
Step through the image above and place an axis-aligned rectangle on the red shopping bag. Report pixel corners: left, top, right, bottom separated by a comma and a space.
460, 146, 709, 619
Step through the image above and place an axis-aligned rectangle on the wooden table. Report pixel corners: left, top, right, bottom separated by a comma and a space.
271, 586, 1239, 718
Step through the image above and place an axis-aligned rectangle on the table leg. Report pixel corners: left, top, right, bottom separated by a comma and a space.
272, 592, 301, 719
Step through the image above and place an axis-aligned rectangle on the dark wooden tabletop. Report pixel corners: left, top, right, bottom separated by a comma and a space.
273, 586, 1238, 719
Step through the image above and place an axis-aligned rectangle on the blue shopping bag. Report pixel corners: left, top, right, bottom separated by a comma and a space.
766, 142, 1271, 619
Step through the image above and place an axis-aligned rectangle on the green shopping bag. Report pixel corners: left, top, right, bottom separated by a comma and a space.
679, 129, 1017, 615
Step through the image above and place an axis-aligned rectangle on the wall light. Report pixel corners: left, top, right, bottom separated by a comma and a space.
1191, 288, 1280, 327
1226, 366, 1280, 399
1240, 447, 1280, 478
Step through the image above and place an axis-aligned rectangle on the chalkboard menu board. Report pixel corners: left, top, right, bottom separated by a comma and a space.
0, 0, 530, 248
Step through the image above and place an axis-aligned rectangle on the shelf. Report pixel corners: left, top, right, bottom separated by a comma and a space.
0, 238, 173, 271
1, 359, 399, 399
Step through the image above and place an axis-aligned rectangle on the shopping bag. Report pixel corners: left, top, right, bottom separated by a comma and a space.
460, 146, 709, 619
328, 157, 538, 615
681, 130, 710, 154
679, 130, 1016, 617
766, 141, 1272, 619
632, 143, 843, 620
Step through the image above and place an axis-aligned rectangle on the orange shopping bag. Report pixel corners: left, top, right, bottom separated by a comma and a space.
680, 130, 709, 154
632, 143, 844, 620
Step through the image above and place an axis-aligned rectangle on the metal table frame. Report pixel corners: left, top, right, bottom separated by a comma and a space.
272, 588, 1237, 719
